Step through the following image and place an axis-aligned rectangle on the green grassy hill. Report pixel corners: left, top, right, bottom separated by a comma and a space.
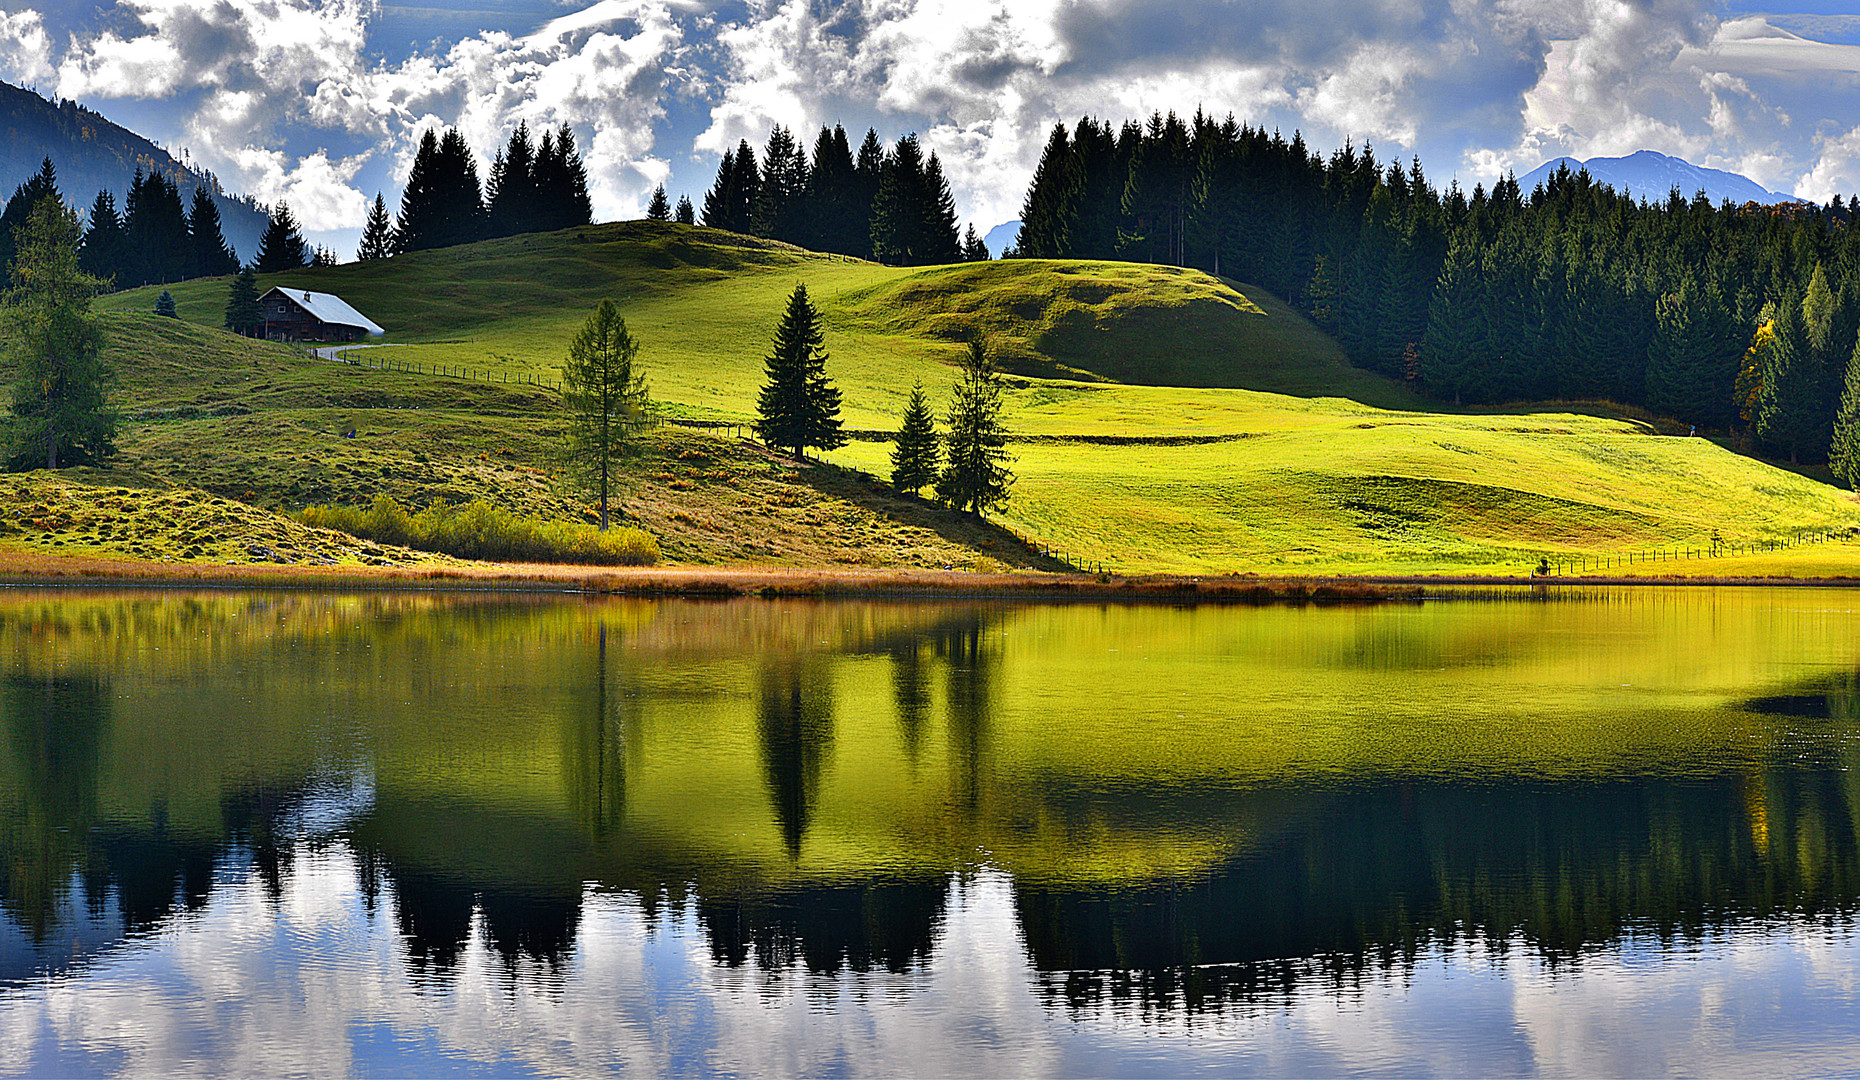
54, 221, 1860, 575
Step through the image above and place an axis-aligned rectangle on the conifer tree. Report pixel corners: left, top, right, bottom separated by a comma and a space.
562, 299, 650, 531
701, 146, 739, 229
1757, 289, 1822, 462
154, 289, 176, 317
357, 193, 393, 260
252, 201, 309, 272
1018, 123, 1077, 258
962, 224, 990, 261
852, 129, 885, 259
485, 122, 537, 237
0, 157, 60, 279
754, 284, 845, 458
4, 196, 115, 470
223, 266, 261, 335
533, 125, 592, 231
890, 381, 940, 494
393, 128, 443, 253
646, 184, 671, 221
79, 191, 126, 283
871, 135, 926, 265
123, 169, 189, 284
186, 186, 239, 277
920, 154, 962, 263
1646, 274, 1741, 428
1829, 329, 1860, 486
804, 125, 857, 253
936, 338, 1014, 516
754, 125, 808, 242
675, 194, 695, 225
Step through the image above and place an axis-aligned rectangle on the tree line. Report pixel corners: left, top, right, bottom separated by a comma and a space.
700, 126, 991, 265
359, 122, 594, 261
1016, 111, 1860, 476
0, 158, 247, 287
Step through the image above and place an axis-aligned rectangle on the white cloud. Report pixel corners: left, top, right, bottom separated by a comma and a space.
0, 7, 53, 87
230, 147, 371, 230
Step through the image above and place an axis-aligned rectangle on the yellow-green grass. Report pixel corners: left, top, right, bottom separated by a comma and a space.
75, 223, 1860, 576
828, 412, 1860, 575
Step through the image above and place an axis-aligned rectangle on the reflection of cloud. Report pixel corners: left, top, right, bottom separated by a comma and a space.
4, 846, 1860, 1075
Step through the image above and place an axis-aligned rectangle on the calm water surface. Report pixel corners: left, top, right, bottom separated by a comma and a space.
3, 587, 1860, 1076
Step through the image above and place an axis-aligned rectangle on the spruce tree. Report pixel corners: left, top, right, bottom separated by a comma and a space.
1019, 123, 1077, 258
123, 169, 190, 285
754, 284, 845, 458
0, 157, 60, 279
935, 338, 1014, 516
485, 122, 537, 237
920, 154, 962, 263
962, 224, 990, 261
1829, 329, 1860, 485
3, 196, 115, 470
675, 195, 695, 224
852, 129, 884, 259
871, 135, 926, 265
701, 146, 739, 229
357, 193, 393, 260
889, 381, 940, 495
154, 289, 177, 317
393, 128, 443, 253
754, 125, 808, 242
804, 125, 857, 253
562, 299, 650, 531
646, 184, 671, 221
432, 128, 487, 246
252, 201, 309, 272
1757, 289, 1821, 462
79, 190, 126, 283
533, 125, 593, 231
1646, 274, 1740, 428
186, 186, 239, 277
223, 267, 261, 335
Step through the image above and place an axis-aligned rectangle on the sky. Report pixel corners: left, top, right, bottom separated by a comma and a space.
7, 1, 1860, 255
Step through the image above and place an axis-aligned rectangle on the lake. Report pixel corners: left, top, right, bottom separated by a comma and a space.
2, 587, 1859, 1076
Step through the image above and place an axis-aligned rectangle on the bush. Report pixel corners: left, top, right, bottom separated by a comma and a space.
299, 495, 659, 566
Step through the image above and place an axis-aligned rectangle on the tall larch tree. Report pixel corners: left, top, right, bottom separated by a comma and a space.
3, 196, 115, 471
562, 299, 650, 531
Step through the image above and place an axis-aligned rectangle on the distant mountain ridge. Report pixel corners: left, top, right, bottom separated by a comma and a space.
1518, 150, 1798, 206
0, 79, 270, 262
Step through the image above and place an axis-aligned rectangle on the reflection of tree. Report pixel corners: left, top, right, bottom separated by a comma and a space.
569, 624, 629, 840
697, 880, 948, 974
1, 674, 110, 939
935, 614, 994, 818
757, 660, 836, 859
889, 639, 931, 762
1015, 770, 1860, 1016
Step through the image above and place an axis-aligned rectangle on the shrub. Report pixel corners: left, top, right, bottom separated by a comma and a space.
299, 495, 659, 565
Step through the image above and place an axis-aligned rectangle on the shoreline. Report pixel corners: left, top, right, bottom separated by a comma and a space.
4, 553, 1860, 602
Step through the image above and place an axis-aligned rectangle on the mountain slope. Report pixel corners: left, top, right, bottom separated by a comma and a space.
86, 224, 1860, 576
1519, 150, 1797, 205
0, 80, 270, 260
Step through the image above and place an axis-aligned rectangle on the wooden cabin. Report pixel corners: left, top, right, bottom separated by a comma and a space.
258, 287, 386, 342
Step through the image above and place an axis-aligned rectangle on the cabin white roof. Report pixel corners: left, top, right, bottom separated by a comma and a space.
261, 287, 385, 336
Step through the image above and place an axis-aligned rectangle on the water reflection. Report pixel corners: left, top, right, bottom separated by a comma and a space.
4, 589, 1860, 1073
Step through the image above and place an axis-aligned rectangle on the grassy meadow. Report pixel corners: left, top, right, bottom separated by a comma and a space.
48, 219, 1860, 576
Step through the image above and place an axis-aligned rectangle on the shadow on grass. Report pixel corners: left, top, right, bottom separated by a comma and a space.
782, 453, 1075, 573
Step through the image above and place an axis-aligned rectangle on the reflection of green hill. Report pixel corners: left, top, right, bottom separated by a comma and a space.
8, 590, 1860, 991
